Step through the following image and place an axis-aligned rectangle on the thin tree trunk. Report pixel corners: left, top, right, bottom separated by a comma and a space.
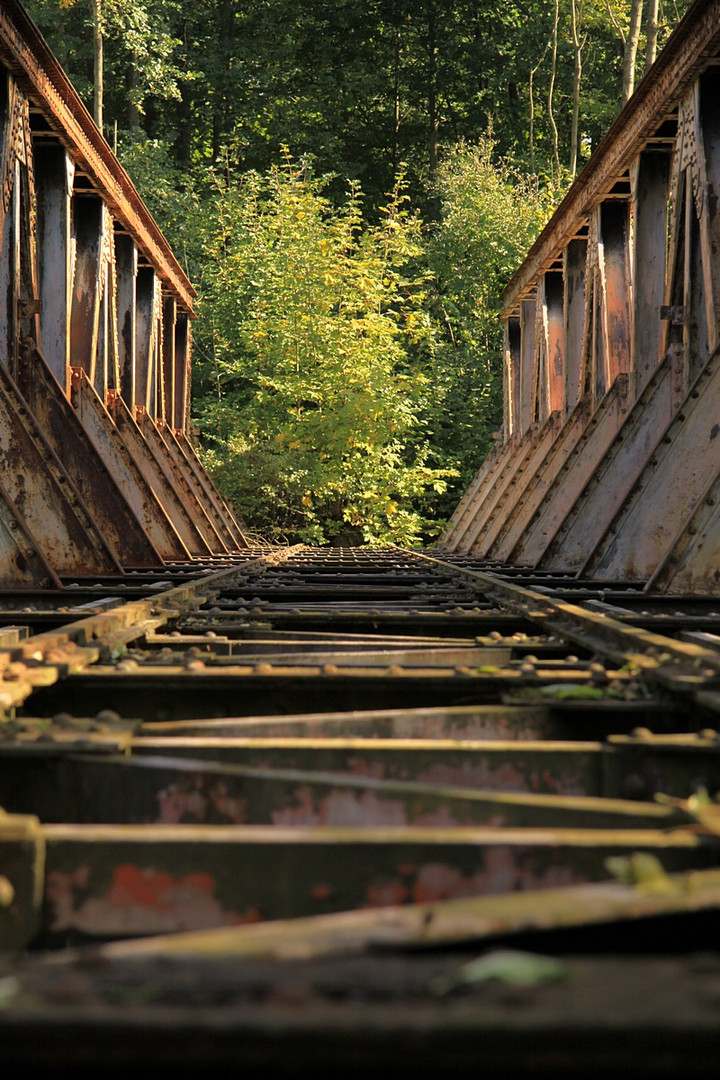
427, 0, 438, 176
92, 0, 103, 131
645, 0, 660, 68
569, 0, 584, 177
392, 27, 401, 175
529, 36, 551, 176
127, 60, 140, 131
548, 0, 560, 180
622, 0, 644, 103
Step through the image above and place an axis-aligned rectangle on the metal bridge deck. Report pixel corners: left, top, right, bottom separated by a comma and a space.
1, 546, 720, 1074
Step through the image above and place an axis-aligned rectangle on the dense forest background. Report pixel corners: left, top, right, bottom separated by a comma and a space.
26, 0, 690, 543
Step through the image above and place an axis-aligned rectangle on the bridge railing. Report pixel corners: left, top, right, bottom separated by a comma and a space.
442, 0, 720, 595
0, 2, 246, 583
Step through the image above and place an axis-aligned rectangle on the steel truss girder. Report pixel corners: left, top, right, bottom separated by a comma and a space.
445, 30, 720, 593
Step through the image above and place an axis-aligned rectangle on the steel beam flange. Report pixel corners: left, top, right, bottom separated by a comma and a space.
0, 806, 44, 950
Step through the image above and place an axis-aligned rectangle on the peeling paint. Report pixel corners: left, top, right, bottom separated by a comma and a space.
47, 864, 243, 934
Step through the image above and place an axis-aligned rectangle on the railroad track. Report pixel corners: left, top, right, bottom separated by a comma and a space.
2, 545, 720, 1073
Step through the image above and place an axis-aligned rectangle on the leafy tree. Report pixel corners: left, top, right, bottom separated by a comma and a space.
195, 158, 452, 544
425, 140, 558, 512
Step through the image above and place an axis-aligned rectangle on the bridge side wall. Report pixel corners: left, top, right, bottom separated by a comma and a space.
0, 10, 247, 580
442, 2, 720, 595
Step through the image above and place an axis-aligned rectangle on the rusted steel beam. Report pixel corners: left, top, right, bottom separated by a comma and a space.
161, 295, 176, 423
598, 202, 632, 390
0, 807, 43, 950
563, 239, 587, 411
0, 481, 59, 587
508, 375, 631, 566
115, 233, 137, 411
487, 398, 593, 562
441, 437, 520, 552
519, 298, 537, 432
90, 866, 720, 961
0, 1, 195, 313
34, 142, 72, 391
127, 736, 605, 796
173, 315, 191, 432
173, 431, 248, 547
135, 266, 159, 416
460, 426, 543, 553
0, 361, 121, 575
439, 440, 504, 551
407, 549, 720, 693
541, 347, 685, 572
39, 822, 710, 939
145, 703, 574, 741
583, 348, 720, 582
158, 421, 240, 550
631, 150, 671, 395
646, 466, 720, 593
135, 409, 228, 554
16, 345, 162, 568
471, 413, 562, 558
70, 368, 189, 562
68, 195, 104, 386
106, 391, 211, 557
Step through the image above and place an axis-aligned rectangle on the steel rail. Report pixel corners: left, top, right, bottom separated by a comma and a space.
405, 548, 720, 693
0, 548, 298, 710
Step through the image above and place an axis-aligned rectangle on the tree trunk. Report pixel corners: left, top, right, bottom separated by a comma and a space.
645, 0, 660, 68
392, 27, 401, 175
569, 0, 584, 176
127, 59, 140, 132
548, 0, 560, 180
427, 0, 438, 177
622, 0, 644, 103
92, 0, 103, 131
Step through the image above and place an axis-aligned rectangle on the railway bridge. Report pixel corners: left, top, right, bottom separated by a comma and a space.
3, 0, 720, 1075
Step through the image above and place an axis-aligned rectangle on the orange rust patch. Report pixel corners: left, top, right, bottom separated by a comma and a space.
238, 907, 264, 924
365, 880, 409, 906
109, 865, 216, 910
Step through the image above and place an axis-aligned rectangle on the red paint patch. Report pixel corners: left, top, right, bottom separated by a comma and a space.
108, 865, 215, 911
365, 880, 408, 906
238, 907, 264, 924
